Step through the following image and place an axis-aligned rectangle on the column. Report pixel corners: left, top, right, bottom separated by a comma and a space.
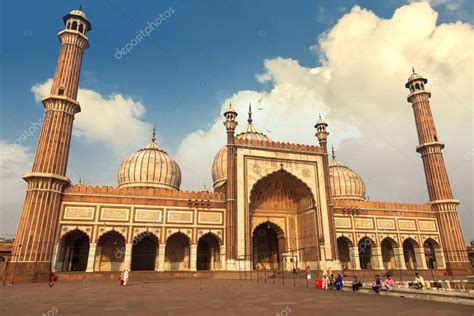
372, 247, 385, 270
154, 244, 160, 271
220, 245, 226, 270
415, 247, 428, 270
320, 244, 327, 273
436, 248, 447, 269
157, 244, 166, 271
51, 243, 60, 272
86, 243, 97, 272
190, 244, 197, 271
394, 248, 407, 270
350, 247, 361, 270
124, 243, 132, 270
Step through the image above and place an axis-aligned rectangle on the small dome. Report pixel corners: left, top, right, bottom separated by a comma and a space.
118, 130, 181, 190
70, 9, 88, 20
212, 105, 269, 189
329, 147, 366, 201
407, 72, 422, 82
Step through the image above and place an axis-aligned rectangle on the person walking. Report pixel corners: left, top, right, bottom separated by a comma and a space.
372, 275, 382, 293
352, 275, 362, 292
122, 268, 130, 286
48, 271, 56, 287
335, 273, 344, 291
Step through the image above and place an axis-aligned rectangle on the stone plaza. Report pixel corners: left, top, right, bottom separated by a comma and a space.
1, 278, 473, 315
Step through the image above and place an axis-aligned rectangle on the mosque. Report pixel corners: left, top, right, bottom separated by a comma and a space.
6, 9, 472, 282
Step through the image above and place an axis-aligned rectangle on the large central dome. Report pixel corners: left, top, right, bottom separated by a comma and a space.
118, 129, 181, 190
212, 105, 269, 189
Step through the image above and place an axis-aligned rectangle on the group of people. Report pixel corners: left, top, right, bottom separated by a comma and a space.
321, 273, 344, 290
319, 272, 425, 293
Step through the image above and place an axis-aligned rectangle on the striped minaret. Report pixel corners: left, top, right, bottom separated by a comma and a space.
10, 9, 91, 280
406, 69, 470, 274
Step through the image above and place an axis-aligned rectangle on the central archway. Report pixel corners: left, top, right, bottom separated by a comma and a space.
252, 222, 284, 270
249, 169, 318, 268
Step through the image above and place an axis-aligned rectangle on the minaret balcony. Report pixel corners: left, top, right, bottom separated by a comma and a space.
416, 141, 445, 154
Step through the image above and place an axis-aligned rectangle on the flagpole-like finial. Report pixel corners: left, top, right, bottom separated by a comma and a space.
331, 145, 336, 159
152, 127, 156, 142
248, 103, 253, 124
412, 66, 415, 74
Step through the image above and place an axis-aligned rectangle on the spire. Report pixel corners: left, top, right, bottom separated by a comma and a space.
151, 127, 156, 143
79, 4, 82, 10
331, 145, 336, 159
248, 103, 253, 124
412, 66, 415, 74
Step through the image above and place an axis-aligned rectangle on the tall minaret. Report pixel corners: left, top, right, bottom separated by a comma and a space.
406, 69, 470, 274
315, 115, 338, 262
223, 104, 238, 263
10, 9, 91, 279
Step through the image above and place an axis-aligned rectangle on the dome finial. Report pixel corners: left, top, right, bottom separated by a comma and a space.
331, 145, 336, 159
412, 66, 415, 74
248, 103, 253, 124
151, 127, 156, 143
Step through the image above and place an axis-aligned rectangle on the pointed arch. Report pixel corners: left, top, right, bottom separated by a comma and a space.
197, 233, 221, 270
358, 236, 375, 270
337, 236, 353, 268
249, 169, 315, 212
58, 229, 90, 272
96, 230, 126, 272
423, 238, 440, 269
381, 237, 398, 270
165, 232, 190, 271
403, 238, 419, 270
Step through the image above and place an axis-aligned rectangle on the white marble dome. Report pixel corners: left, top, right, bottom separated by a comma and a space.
329, 148, 366, 201
118, 131, 181, 190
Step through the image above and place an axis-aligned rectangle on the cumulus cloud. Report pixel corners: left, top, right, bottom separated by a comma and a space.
1, 84, 153, 236
31, 79, 153, 151
176, 2, 473, 239
0, 141, 32, 237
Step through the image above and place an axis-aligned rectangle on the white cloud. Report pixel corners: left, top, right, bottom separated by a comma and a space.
176, 2, 474, 240
32, 79, 153, 152
0, 141, 32, 237
1, 85, 153, 236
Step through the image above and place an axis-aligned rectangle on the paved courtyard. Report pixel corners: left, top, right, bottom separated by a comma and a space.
1, 278, 473, 315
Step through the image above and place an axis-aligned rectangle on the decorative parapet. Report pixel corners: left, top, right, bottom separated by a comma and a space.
235, 137, 323, 154
334, 199, 431, 212
64, 184, 226, 201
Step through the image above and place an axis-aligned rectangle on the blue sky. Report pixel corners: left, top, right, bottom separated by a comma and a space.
1, 0, 473, 239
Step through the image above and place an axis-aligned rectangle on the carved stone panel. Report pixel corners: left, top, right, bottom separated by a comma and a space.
135, 209, 162, 223
335, 217, 352, 229
101, 207, 129, 221
167, 210, 194, 224
354, 218, 374, 229
64, 206, 95, 220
